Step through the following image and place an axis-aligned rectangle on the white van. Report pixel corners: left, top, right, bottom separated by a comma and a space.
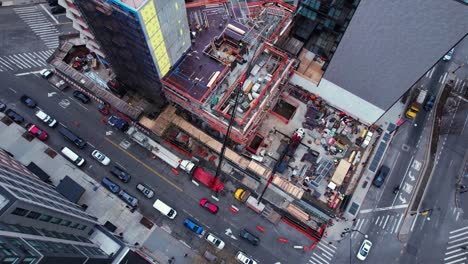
153, 199, 177, 219
61, 147, 85, 167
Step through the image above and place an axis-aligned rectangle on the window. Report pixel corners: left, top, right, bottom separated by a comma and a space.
324, 19, 335, 29
77, 224, 87, 231
38, 215, 52, 222
60, 220, 71, 227
50, 217, 61, 224
11, 208, 28, 217
328, 8, 341, 19
69, 223, 79, 229
2, 257, 18, 263
26, 211, 40, 219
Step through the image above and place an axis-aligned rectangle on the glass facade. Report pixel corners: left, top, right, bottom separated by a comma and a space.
292, 0, 360, 69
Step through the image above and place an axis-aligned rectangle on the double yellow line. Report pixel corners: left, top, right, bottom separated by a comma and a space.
105, 138, 183, 192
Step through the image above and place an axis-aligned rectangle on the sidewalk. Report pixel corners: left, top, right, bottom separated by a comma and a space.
324, 102, 405, 241
0, 113, 195, 262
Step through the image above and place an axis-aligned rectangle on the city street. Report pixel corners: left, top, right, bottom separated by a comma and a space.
0, 4, 75, 74
0, 69, 314, 263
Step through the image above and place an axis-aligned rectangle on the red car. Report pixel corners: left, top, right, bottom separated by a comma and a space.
28, 124, 48, 141
200, 198, 218, 214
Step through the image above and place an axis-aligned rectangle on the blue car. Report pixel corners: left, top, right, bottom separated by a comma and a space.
108, 115, 129, 132
183, 218, 203, 235
101, 177, 120, 193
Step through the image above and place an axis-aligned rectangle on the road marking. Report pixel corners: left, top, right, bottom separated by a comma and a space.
87, 142, 96, 148
8, 87, 17, 93
105, 137, 183, 192
360, 204, 408, 214
40, 4, 59, 24
456, 211, 460, 221
449, 230, 468, 240
444, 252, 468, 261
448, 235, 468, 244
446, 248, 462, 255
382, 215, 390, 229
114, 161, 126, 170
15, 70, 43, 76
374, 216, 380, 225
451, 226, 468, 234
312, 252, 329, 264
0, 57, 15, 70
445, 257, 467, 264
410, 213, 419, 232
357, 219, 366, 231
68, 96, 89, 111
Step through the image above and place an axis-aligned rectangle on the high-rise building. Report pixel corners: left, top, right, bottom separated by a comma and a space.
291, 0, 360, 69
0, 149, 111, 264
71, 0, 190, 104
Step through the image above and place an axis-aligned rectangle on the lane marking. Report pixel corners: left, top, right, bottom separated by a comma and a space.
445, 257, 467, 264
15, 70, 44, 76
360, 204, 408, 214
8, 87, 17, 93
105, 137, 183, 192
449, 230, 468, 240
410, 213, 419, 232
382, 215, 390, 229
40, 4, 59, 24
392, 156, 414, 206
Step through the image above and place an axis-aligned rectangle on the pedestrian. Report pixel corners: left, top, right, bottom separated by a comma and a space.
184, 253, 188, 257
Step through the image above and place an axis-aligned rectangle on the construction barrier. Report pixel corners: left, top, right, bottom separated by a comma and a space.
278, 238, 288, 243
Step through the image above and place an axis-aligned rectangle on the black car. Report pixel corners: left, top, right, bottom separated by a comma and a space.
48, 0, 58, 6
423, 95, 435, 111
110, 166, 131, 183
72, 91, 90, 104
20, 95, 37, 108
372, 165, 390, 188
239, 229, 260, 246
51, 6, 65, 14
5, 109, 24, 124
0, 101, 6, 112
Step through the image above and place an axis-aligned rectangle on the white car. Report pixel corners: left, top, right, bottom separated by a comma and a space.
356, 239, 372, 261
204, 232, 225, 250
40, 69, 53, 79
136, 183, 155, 199
443, 48, 454, 61
35, 110, 57, 127
91, 150, 111, 165
235, 251, 257, 264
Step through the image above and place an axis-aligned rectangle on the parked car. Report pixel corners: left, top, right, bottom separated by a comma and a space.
101, 177, 120, 193
235, 251, 257, 264
108, 115, 129, 131
91, 150, 111, 165
40, 68, 53, 78
372, 165, 390, 188
118, 190, 138, 208
136, 183, 154, 199
183, 218, 203, 235
0, 101, 6, 112
239, 229, 260, 246
72, 90, 90, 104
58, 126, 86, 149
28, 124, 48, 141
356, 239, 372, 261
51, 6, 65, 14
98, 103, 110, 116
200, 198, 218, 214
443, 48, 454, 61
48, 0, 58, 6
424, 94, 435, 111
110, 166, 131, 183
5, 109, 24, 124
35, 110, 57, 127
204, 233, 225, 250
20, 95, 37, 108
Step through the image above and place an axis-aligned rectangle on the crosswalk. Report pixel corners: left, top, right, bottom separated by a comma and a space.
0, 50, 54, 72
309, 240, 337, 264
14, 5, 60, 49
452, 77, 467, 95
444, 226, 468, 264
351, 212, 405, 238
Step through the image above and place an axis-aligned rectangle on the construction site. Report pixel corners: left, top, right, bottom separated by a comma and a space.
46, 0, 383, 246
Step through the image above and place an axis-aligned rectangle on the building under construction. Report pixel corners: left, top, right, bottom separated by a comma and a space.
162, 1, 296, 145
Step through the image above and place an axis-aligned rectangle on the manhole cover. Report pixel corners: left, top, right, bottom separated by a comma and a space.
402, 144, 410, 152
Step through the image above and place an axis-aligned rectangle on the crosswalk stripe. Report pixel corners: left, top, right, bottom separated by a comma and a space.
450, 226, 468, 234
45, 50, 54, 55
320, 249, 334, 258
12, 55, 30, 68
6, 56, 25, 69
320, 253, 331, 261
309, 259, 322, 264
445, 257, 467, 264
34, 52, 48, 61
447, 242, 468, 250
446, 248, 462, 255
312, 252, 329, 264
449, 230, 468, 240
317, 244, 335, 253
0, 58, 15, 70
17, 53, 42, 67
448, 236, 468, 244
382, 215, 390, 229
444, 251, 468, 261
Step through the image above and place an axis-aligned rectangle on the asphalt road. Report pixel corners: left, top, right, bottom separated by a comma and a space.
0, 4, 75, 74
0, 70, 316, 263
328, 37, 468, 264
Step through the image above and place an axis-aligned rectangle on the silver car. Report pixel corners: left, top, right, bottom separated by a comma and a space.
136, 183, 154, 199
91, 150, 111, 165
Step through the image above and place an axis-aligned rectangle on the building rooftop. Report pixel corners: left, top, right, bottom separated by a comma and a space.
323, 0, 468, 111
